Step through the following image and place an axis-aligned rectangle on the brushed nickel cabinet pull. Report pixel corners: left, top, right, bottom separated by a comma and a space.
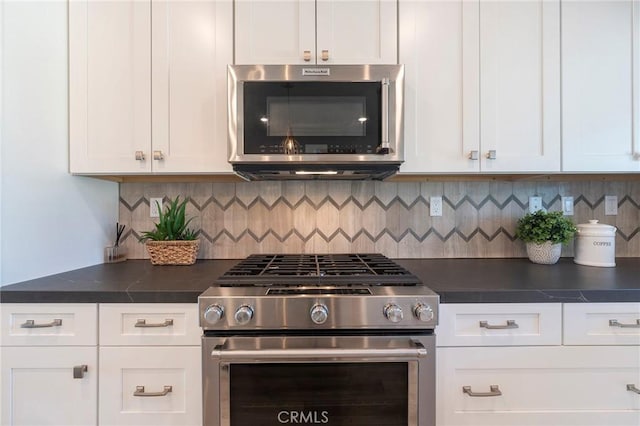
134, 385, 173, 397
135, 151, 145, 161
152, 150, 164, 160
303, 50, 311, 62
609, 319, 640, 328
321, 49, 329, 61
135, 318, 174, 328
479, 319, 519, 329
21, 319, 62, 329
627, 384, 640, 394
463, 385, 502, 397
73, 365, 88, 379
468, 150, 479, 160
486, 150, 497, 160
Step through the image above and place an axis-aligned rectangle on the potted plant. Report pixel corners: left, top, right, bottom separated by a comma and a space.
515, 210, 577, 265
139, 196, 199, 265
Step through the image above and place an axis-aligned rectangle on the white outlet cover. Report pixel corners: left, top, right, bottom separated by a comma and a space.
430, 196, 442, 217
605, 195, 618, 216
150, 197, 163, 218
529, 196, 544, 213
561, 196, 574, 216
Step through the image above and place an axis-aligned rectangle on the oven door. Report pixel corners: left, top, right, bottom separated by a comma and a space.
202, 335, 435, 426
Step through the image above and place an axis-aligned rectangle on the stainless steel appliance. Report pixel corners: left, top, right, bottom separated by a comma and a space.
228, 65, 404, 180
199, 254, 438, 426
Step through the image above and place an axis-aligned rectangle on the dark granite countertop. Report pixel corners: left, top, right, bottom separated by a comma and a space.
1, 258, 639, 304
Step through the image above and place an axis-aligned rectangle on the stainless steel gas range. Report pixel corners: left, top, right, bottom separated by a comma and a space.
199, 254, 439, 426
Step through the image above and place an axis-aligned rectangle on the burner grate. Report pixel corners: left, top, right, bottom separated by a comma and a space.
217, 254, 421, 286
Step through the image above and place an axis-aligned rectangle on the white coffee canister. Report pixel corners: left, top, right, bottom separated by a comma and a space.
574, 220, 617, 267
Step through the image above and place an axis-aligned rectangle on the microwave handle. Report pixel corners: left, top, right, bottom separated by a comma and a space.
379, 77, 390, 154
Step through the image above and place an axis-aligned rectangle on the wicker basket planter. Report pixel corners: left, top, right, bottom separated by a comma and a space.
145, 240, 199, 265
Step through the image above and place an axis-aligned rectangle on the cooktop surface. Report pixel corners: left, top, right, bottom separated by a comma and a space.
216, 253, 422, 287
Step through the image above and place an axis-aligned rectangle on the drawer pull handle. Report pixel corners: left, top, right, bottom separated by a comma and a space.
20, 319, 62, 328
627, 384, 640, 394
463, 385, 502, 397
73, 365, 88, 379
609, 319, 640, 328
135, 319, 174, 328
134, 385, 173, 397
479, 320, 518, 329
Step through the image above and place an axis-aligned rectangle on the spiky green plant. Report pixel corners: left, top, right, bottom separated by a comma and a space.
515, 210, 577, 245
139, 196, 197, 242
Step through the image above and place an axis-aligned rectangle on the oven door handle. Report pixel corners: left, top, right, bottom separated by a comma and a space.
211, 339, 428, 361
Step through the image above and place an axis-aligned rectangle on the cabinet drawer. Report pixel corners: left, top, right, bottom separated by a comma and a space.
436, 303, 562, 347
99, 303, 200, 346
0, 303, 97, 346
564, 303, 640, 345
437, 346, 640, 426
99, 346, 201, 426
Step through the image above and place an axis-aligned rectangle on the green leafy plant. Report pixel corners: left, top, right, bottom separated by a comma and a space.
515, 210, 577, 244
139, 196, 197, 242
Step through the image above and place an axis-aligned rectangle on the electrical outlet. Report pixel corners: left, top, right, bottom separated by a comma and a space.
561, 196, 574, 216
150, 197, 163, 218
605, 195, 618, 216
529, 196, 544, 213
430, 196, 442, 217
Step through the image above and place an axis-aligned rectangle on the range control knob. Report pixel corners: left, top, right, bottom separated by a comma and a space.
384, 303, 404, 323
414, 304, 435, 322
203, 304, 224, 325
310, 304, 329, 325
234, 305, 254, 325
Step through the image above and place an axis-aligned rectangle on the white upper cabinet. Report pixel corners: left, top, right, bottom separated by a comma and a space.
69, 1, 152, 173
235, 0, 397, 65
151, 0, 233, 173
70, 0, 233, 174
400, 0, 560, 174
479, 0, 560, 172
562, 1, 640, 172
400, 0, 479, 173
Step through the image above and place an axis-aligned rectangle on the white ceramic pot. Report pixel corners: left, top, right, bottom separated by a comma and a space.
526, 241, 562, 265
574, 220, 616, 267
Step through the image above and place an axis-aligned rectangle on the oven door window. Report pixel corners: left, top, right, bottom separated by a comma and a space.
226, 362, 408, 426
242, 82, 381, 154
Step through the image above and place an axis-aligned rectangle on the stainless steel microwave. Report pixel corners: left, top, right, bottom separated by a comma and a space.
227, 64, 404, 180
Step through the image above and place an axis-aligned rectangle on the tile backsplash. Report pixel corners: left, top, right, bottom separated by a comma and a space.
119, 180, 640, 259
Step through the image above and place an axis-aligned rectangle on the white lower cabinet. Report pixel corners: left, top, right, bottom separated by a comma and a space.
1, 346, 98, 426
437, 346, 640, 426
99, 346, 202, 426
0, 303, 98, 426
97, 303, 202, 426
436, 302, 640, 426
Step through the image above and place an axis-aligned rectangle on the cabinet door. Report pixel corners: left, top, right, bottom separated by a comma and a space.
152, 0, 233, 173
234, 0, 316, 65
99, 346, 202, 426
479, 0, 561, 172
562, 1, 640, 172
399, 0, 480, 173
437, 346, 640, 426
1, 346, 97, 426
69, 0, 151, 173
316, 0, 397, 64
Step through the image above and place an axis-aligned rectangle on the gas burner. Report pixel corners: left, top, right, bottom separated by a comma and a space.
217, 253, 421, 286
